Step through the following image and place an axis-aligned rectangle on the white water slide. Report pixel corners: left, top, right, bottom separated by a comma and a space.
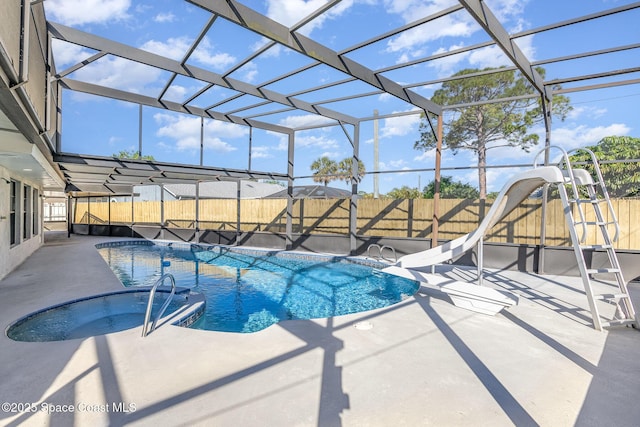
395, 166, 565, 269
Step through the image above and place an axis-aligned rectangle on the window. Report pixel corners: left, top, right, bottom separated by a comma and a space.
23, 184, 31, 240
10, 180, 18, 245
33, 189, 39, 236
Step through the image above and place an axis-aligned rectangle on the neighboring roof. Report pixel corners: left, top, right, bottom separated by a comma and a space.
265, 185, 352, 199
165, 180, 284, 199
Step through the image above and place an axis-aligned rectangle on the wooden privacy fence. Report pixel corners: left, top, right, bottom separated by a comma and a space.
73, 197, 640, 250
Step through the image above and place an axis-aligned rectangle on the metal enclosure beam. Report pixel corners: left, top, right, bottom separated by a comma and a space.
59, 78, 291, 134
459, 0, 551, 102
187, 0, 443, 116
285, 132, 295, 250
47, 21, 357, 125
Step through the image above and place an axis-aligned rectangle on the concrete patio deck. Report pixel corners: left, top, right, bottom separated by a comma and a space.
0, 232, 639, 426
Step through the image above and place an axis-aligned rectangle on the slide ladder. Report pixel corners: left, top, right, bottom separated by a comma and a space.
537, 146, 638, 330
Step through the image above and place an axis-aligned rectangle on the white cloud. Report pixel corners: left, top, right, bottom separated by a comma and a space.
414, 148, 436, 162
72, 56, 162, 93
377, 92, 394, 102
568, 105, 608, 120
118, 37, 234, 92
266, 131, 290, 151
380, 111, 422, 138
154, 114, 247, 153
140, 37, 191, 61
265, 0, 354, 36
383, 0, 474, 53
549, 124, 631, 152
251, 146, 272, 159
191, 38, 237, 70
163, 85, 187, 101
427, 44, 470, 76
379, 159, 409, 170
279, 114, 336, 129
58, 34, 237, 97
384, 0, 533, 67
464, 122, 633, 165
485, 0, 528, 22
320, 151, 341, 158
384, 0, 458, 23
467, 34, 536, 68
251, 135, 289, 159
295, 134, 339, 150
139, 37, 236, 71
45, 0, 131, 26
51, 39, 94, 68
386, 19, 474, 53
237, 61, 259, 83
468, 45, 511, 68
154, 12, 175, 23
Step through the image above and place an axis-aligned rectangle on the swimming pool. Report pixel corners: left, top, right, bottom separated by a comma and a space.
97, 241, 419, 333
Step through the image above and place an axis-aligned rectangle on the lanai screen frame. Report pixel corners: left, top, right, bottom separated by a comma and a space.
42, 0, 640, 256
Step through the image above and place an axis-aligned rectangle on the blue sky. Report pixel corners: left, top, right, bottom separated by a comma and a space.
45, 0, 640, 194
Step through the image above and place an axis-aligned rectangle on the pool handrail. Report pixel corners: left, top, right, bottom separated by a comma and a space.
367, 244, 398, 263
142, 273, 176, 337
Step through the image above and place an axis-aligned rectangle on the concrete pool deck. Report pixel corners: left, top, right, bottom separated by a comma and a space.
0, 233, 639, 426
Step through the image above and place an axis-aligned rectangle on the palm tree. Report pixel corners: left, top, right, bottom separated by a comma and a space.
338, 157, 366, 184
310, 156, 338, 186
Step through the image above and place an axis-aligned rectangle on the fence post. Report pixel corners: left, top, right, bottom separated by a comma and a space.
408, 199, 414, 238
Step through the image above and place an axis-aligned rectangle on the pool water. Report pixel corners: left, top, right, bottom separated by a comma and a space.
98, 243, 419, 333
7, 290, 190, 342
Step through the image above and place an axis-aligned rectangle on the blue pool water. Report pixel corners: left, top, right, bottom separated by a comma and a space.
97, 242, 419, 333
7, 289, 194, 342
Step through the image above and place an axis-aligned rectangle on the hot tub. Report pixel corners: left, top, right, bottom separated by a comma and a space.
6, 288, 205, 342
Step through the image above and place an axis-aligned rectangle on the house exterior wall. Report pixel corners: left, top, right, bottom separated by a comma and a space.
0, 3, 62, 280
0, 165, 44, 280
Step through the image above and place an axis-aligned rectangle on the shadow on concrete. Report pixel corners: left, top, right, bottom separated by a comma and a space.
2, 335, 125, 426
574, 327, 640, 426
576, 282, 640, 426
440, 266, 596, 326
412, 290, 539, 426
112, 318, 350, 426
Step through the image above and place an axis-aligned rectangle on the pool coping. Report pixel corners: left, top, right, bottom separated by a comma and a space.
95, 239, 393, 269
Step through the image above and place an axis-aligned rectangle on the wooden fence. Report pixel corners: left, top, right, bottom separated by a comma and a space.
73, 197, 640, 250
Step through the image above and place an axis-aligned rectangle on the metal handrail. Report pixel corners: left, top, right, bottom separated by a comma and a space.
567, 147, 620, 242
367, 243, 397, 263
534, 145, 588, 242
367, 244, 382, 259
380, 245, 397, 263
141, 273, 176, 337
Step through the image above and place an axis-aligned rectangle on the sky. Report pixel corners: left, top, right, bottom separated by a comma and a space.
45, 0, 640, 195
